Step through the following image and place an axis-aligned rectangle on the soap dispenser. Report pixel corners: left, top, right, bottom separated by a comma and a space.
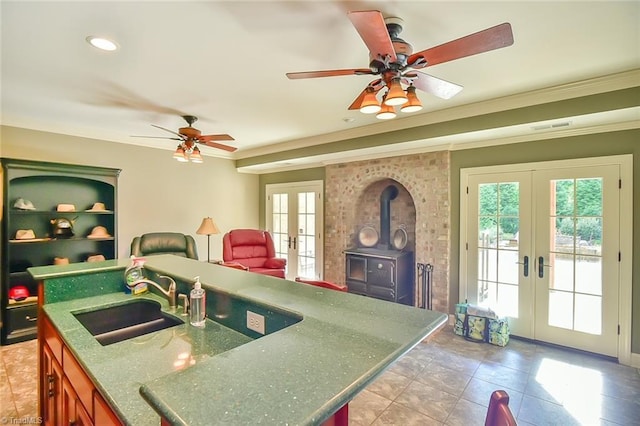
189, 276, 206, 327
124, 255, 145, 293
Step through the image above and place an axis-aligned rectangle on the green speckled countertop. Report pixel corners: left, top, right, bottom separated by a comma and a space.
32, 255, 447, 426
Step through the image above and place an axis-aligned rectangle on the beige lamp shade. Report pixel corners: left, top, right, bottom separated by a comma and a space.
196, 217, 220, 235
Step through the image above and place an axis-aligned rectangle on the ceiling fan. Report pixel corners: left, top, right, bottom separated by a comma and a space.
286, 10, 514, 114
133, 115, 237, 153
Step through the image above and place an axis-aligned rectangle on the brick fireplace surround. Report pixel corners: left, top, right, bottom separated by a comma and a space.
324, 151, 451, 313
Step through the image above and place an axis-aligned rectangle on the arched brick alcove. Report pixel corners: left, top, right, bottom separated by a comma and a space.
324, 151, 451, 312
353, 178, 416, 252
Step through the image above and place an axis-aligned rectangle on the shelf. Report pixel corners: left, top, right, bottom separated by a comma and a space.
7, 296, 38, 307
9, 237, 115, 244
10, 210, 114, 215
2, 157, 120, 345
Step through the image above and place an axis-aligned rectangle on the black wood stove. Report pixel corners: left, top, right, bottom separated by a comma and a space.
345, 185, 414, 306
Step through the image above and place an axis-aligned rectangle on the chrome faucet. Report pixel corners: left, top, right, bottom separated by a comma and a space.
129, 275, 177, 308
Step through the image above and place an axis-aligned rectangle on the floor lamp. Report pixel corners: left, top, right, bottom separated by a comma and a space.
196, 217, 220, 263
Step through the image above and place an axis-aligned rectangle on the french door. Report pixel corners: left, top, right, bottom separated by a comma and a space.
266, 181, 323, 280
533, 166, 619, 355
461, 156, 631, 358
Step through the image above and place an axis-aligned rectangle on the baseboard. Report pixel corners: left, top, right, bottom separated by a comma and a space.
631, 352, 640, 369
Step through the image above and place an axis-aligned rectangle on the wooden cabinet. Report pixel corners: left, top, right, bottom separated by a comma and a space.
39, 314, 122, 426
62, 376, 92, 426
42, 342, 63, 426
1, 158, 120, 344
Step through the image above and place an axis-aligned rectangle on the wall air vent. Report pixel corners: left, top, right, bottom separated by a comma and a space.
532, 121, 572, 131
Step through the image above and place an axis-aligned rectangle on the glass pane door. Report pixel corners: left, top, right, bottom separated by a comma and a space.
466, 172, 533, 337
297, 192, 316, 278
271, 192, 289, 262
462, 157, 629, 359
266, 181, 323, 280
534, 166, 619, 356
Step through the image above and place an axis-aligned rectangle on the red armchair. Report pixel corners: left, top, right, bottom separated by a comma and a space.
222, 229, 286, 278
295, 277, 347, 292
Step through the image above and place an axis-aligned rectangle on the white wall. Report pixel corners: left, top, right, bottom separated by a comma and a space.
0, 126, 259, 261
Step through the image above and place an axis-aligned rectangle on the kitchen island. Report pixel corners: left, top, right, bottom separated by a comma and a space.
31, 255, 448, 425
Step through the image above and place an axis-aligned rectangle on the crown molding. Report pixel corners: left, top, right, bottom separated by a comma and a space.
237, 111, 639, 173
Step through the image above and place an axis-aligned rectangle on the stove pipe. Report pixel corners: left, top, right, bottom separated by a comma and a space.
378, 185, 399, 249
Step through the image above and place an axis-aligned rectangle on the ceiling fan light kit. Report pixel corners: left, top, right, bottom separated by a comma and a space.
286, 10, 513, 121
132, 115, 237, 163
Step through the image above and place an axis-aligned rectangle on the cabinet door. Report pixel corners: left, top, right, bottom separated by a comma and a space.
63, 376, 92, 426
42, 343, 63, 426
63, 346, 94, 416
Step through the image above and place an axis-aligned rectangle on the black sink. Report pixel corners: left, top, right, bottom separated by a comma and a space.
73, 299, 183, 346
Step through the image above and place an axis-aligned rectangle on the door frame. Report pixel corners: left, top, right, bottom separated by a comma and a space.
459, 154, 633, 365
265, 180, 324, 280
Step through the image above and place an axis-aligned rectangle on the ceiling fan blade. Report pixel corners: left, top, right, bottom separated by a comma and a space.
202, 141, 238, 152
198, 134, 235, 142
130, 135, 182, 140
347, 80, 384, 110
151, 124, 186, 139
405, 72, 463, 100
347, 10, 397, 63
287, 68, 373, 79
407, 22, 514, 69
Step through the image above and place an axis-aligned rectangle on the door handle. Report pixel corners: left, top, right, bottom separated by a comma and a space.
292, 237, 297, 250
516, 255, 529, 277
538, 256, 552, 278
288, 236, 291, 249
539, 256, 544, 278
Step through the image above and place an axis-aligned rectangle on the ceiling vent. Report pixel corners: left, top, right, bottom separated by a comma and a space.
532, 121, 572, 131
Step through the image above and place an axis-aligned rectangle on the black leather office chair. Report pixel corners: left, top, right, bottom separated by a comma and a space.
130, 232, 198, 260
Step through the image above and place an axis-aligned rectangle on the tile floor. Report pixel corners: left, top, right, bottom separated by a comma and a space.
1, 327, 639, 425
1, 338, 38, 420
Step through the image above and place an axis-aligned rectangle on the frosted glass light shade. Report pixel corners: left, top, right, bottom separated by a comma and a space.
376, 102, 396, 120
359, 88, 381, 114
400, 85, 423, 113
173, 145, 188, 162
384, 79, 408, 106
190, 146, 203, 163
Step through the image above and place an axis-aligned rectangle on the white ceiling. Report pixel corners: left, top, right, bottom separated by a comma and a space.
1, 1, 639, 168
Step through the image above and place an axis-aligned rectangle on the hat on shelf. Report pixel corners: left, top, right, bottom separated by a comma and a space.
9, 286, 30, 301
87, 226, 110, 239
15, 229, 36, 240
54, 257, 70, 265
86, 202, 107, 212
87, 254, 106, 262
57, 203, 76, 212
13, 198, 36, 210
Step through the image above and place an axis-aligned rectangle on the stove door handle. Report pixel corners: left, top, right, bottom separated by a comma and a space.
390, 263, 395, 285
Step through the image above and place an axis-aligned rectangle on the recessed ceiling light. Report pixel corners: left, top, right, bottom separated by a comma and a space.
86, 36, 118, 51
